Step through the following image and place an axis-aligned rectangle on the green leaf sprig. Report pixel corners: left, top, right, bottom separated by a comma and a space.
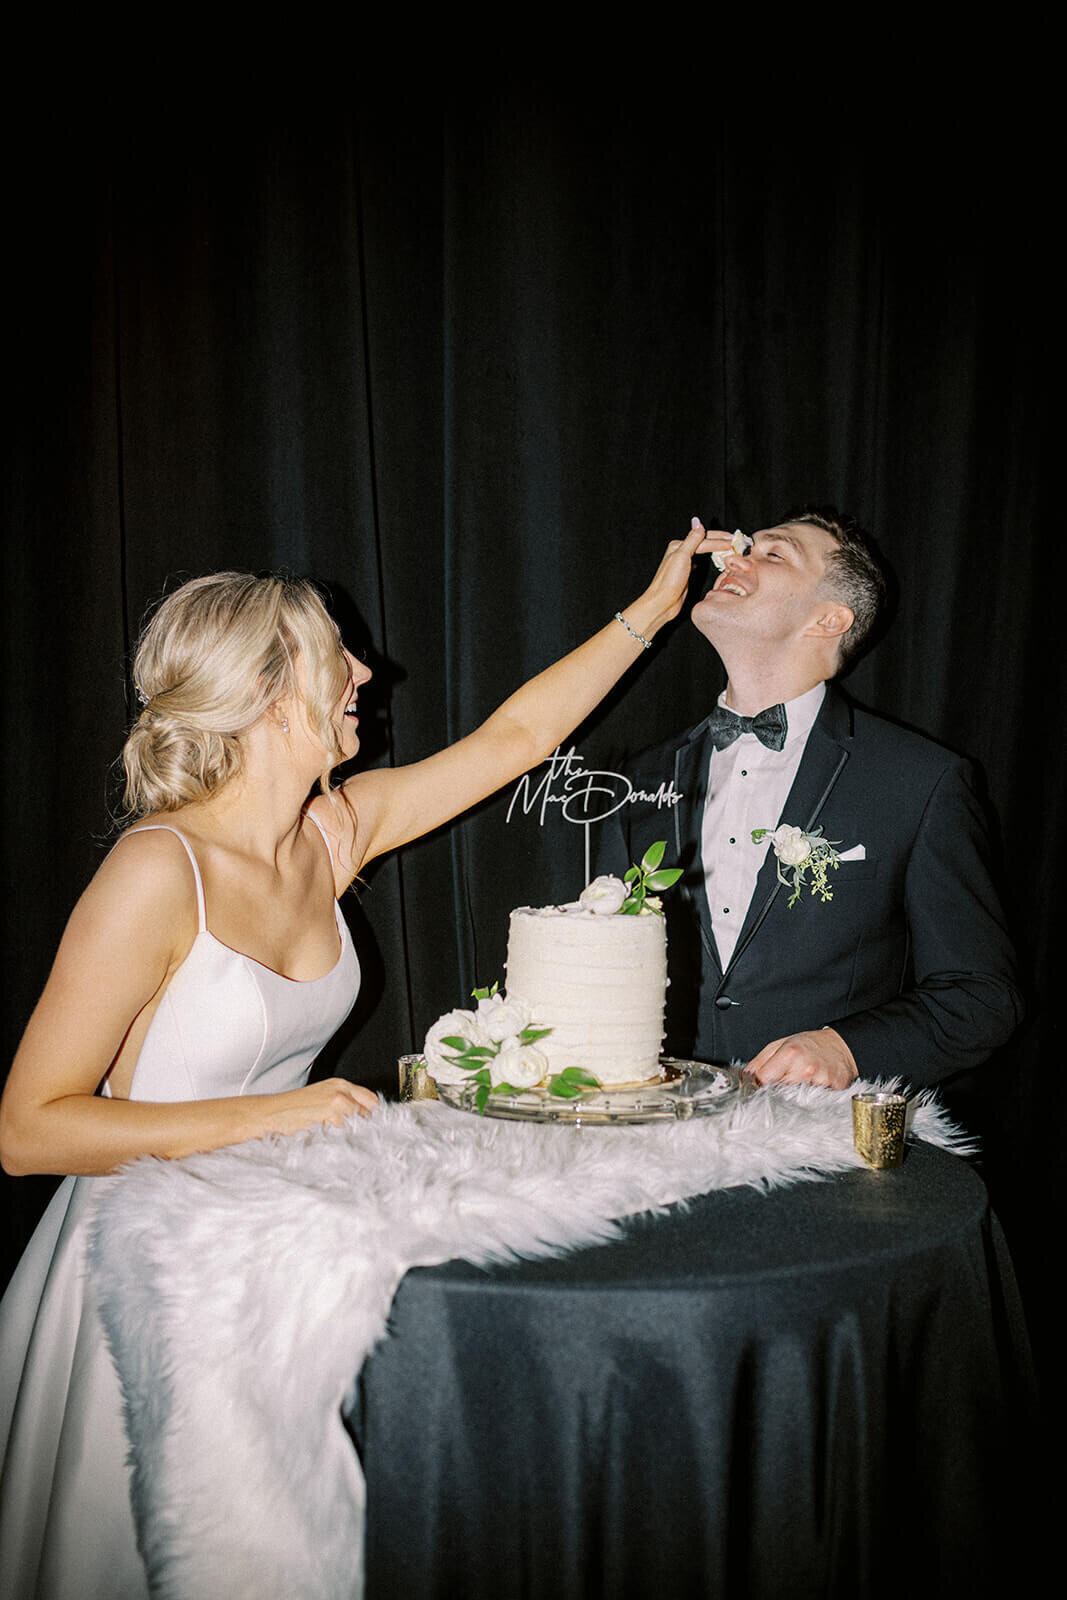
620, 840, 683, 915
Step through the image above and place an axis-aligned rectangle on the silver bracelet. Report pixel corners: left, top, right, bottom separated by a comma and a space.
614, 611, 652, 650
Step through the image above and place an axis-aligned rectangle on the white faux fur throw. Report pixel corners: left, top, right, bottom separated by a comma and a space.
87, 1083, 972, 1600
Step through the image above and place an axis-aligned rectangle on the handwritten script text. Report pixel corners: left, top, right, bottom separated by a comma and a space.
506, 746, 683, 828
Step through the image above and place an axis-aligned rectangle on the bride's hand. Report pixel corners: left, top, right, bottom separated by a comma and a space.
632, 517, 718, 633
258, 1078, 379, 1136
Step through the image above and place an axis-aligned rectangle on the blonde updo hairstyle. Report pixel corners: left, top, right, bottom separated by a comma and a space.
123, 572, 350, 818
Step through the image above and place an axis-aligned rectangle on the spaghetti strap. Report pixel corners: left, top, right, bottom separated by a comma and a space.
304, 807, 337, 871
116, 826, 208, 934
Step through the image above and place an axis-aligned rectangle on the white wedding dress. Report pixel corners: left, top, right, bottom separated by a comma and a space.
0, 820, 360, 1599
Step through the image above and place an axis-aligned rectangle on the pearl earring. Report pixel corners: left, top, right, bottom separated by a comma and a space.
282, 716, 289, 734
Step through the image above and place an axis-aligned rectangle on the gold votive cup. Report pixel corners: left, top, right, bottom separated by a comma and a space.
852, 1091, 907, 1169
398, 1054, 438, 1103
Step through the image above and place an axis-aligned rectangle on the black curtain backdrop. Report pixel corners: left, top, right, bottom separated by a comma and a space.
2, 95, 1057, 1403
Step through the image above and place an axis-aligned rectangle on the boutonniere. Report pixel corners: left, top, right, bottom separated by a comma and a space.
751, 824, 842, 908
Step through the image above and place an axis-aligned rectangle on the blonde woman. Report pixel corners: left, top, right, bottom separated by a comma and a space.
0, 523, 713, 1597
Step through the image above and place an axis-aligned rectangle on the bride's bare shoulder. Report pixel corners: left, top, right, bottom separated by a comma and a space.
83, 822, 201, 935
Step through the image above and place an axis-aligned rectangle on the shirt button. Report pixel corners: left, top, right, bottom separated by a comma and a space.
740, 769, 748, 777
723, 907, 730, 915
729, 837, 736, 844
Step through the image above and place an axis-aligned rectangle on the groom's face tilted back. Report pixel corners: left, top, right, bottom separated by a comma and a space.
689, 521, 855, 685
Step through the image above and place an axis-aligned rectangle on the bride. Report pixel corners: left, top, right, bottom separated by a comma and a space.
0, 522, 714, 1597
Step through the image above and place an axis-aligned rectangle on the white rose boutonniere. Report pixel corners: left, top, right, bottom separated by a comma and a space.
752, 824, 842, 908
770, 824, 812, 867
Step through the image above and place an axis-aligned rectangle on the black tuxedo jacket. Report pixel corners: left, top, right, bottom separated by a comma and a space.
596, 685, 1021, 1086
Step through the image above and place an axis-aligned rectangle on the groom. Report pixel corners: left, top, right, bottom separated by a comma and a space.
597, 510, 1021, 1089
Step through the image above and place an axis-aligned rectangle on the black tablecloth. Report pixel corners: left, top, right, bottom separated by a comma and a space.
352, 1143, 1036, 1599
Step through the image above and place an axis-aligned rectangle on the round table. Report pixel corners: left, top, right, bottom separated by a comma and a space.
351, 1142, 1036, 1599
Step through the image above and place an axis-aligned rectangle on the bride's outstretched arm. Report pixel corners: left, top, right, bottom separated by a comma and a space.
334, 522, 714, 877
0, 830, 376, 1177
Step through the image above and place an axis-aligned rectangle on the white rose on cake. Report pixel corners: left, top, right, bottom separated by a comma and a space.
422, 1008, 487, 1083
770, 825, 812, 867
578, 875, 628, 915
475, 992, 534, 1042
489, 1040, 549, 1088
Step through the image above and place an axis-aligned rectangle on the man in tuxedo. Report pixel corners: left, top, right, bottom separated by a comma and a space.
598, 510, 1021, 1089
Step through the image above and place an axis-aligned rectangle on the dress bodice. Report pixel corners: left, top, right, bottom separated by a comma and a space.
115, 821, 360, 1103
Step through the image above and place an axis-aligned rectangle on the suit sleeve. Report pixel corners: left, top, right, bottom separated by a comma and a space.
828, 758, 1023, 1084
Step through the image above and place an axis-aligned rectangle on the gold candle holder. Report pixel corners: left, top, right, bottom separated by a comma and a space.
398, 1054, 439, 1103
852, 1091, 907, 1169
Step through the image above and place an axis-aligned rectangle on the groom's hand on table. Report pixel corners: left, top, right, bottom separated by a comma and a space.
745, 1028, 858, 1090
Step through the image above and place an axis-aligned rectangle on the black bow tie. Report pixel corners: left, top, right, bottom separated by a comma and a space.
707, 702, 788, 753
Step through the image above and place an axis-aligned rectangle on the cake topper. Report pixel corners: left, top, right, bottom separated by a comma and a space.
506, 749, 684, 884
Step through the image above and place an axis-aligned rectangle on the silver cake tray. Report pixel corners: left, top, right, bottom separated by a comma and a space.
434, 1058, 754, 1125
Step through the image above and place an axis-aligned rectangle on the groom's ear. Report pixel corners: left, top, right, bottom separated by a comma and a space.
807, 603, 854, 640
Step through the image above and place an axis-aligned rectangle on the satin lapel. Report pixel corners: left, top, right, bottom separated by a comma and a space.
722, 689, 853, 979
673, 722, 722, 977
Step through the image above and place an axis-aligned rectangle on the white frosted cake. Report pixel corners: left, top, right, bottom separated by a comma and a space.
422, 855, 679, 1098
504, 903, 667, 1085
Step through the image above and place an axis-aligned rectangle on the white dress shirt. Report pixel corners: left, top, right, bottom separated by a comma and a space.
702, 682, 826, 969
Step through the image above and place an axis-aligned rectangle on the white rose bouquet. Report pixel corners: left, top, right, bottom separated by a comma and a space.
752, 823, 841, 908
423, 984, 566, 1113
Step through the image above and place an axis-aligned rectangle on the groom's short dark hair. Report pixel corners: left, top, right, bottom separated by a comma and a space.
781, 506, 887, 672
